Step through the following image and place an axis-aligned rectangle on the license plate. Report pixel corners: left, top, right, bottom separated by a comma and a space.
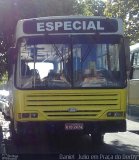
65, 123, 84, 130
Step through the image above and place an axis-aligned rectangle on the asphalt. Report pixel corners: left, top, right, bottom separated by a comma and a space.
127, 119, 139, 131
126, 106, 139, 132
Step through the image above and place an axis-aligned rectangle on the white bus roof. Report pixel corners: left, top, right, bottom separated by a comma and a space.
130, 43, 139, 52
15, 16, 123, 41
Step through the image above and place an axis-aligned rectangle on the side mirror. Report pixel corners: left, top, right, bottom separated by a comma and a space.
129, 52, 134, 79
7, 47, 17, 79
124, 37, 130, 72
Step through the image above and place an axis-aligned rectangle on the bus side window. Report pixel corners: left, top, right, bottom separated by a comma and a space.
129, 52, 139, 79
132, 67, 139, 79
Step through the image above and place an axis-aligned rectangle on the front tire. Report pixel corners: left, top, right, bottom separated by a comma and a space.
9, 122, 22, 145
91, 133, 104, 145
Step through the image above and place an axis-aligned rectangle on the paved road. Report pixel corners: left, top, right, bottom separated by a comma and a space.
0, 112, 139, 160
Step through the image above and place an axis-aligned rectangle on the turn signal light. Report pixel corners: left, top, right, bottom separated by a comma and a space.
22, 113, 30, 118
18, 113, 38, 119
31, 113, 38, 118
107, 112, 124, 117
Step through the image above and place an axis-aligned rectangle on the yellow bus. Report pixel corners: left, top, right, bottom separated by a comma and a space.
128, 43, 139, 117
7, 16, 130, 144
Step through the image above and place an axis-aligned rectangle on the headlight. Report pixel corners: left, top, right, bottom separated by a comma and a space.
107, 112, 124, 117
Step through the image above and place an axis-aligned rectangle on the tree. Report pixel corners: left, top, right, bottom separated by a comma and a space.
0, 0, 15, 81
73, 0, 106, 16
104, 0, 139, 44
34, 0, 75, 17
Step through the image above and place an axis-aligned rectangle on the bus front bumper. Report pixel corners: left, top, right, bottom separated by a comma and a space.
15, 120, 126, 135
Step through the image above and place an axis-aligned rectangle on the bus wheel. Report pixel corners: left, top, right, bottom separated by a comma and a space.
0, 126, 3, 143
9, 122, 21, 145
91, 133, 104, 145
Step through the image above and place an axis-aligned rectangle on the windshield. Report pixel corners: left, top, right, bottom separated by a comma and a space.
16, 35, 126, 89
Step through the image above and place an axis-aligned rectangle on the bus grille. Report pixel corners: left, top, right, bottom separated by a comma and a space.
25, 91, 120, 119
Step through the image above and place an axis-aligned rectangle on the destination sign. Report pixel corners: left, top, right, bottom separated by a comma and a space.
23, 18, 118, 34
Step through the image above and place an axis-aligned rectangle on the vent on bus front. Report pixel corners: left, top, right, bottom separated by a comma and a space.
25, 91, 120, 119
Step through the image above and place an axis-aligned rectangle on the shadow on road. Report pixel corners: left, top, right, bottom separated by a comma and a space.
107, 139, 139, 154
0, 112, 139, 158
1, 133, 139, 155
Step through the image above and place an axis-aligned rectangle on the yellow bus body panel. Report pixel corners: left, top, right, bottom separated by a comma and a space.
13, 89, 127, 122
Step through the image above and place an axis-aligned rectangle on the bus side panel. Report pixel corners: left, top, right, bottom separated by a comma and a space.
128, 80, 139, 106
128, 80, 139, 116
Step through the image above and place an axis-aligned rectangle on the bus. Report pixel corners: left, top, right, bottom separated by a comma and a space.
128, 43, 139, 117
7, 16, 130, 144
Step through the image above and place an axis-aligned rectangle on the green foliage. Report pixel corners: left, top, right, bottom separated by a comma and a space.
104, 0, 139, 44
0, 72, 8, 85
34, 0, 75, 17
73, 0, 105, 16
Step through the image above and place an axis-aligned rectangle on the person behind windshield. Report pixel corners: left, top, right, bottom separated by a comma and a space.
82, 68, 106, 87
21, 60, 31, 76
47, 70, 58, 80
